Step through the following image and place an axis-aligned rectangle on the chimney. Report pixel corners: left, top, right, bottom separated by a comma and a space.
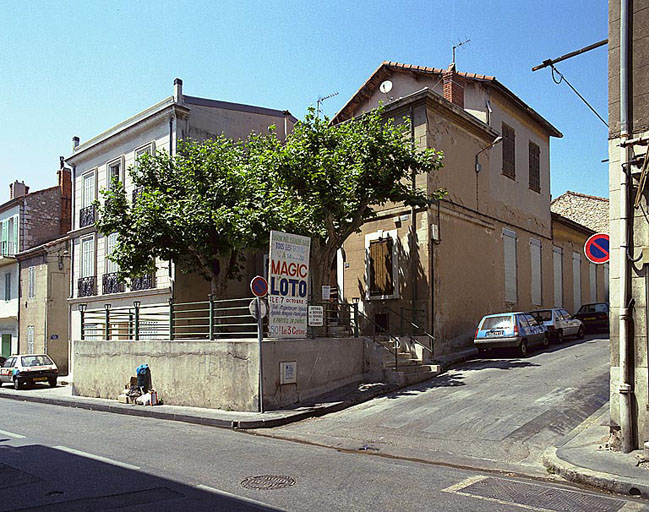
442, 63, 465, 109
174, 78, 183, 103
72, 136, 80, 151
9, 180, 29, 199
58, 159, 72, 235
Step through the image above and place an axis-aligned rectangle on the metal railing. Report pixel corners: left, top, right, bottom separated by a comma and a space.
79, 204, 96, 228
131, 273, 155, 291
77, 276, 96, 297
0, 241, 16, 257
385, 305, 434, 355
102, 272, 124, 294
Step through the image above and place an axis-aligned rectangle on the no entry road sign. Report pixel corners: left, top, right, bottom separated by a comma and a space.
584, 233, 609, 264
250, 275, 268, 297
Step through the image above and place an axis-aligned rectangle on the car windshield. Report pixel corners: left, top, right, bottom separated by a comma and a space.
481, 316, 512, 330
578, 304, 608, 314
21, 355, 54, 367
531, 310, 552, 322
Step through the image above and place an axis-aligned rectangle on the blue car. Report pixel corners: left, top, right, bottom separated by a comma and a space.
474, 312, 549, 357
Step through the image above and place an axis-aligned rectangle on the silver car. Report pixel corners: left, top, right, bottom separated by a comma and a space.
530, 308, 584, 343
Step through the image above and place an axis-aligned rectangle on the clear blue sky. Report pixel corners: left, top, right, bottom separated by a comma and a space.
0, 0, 609, 201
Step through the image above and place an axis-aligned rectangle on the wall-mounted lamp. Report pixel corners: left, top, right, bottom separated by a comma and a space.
475, 135, 503, 173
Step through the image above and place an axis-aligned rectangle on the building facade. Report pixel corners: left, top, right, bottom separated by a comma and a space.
66, 79, 296, 359
335, 62, 562, 356
608, 0, 649, 451
0, 171, 71, 358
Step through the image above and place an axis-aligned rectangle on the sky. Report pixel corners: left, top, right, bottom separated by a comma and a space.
0, 0, 609, 201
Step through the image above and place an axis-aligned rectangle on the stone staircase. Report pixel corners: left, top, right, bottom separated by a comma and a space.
375, 336, 441, 386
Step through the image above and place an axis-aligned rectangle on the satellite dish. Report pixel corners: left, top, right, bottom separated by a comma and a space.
379, 80, 393, 94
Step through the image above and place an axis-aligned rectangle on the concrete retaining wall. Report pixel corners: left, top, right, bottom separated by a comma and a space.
73, 337, 384, 411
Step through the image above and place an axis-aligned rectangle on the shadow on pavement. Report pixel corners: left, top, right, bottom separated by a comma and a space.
0, 442, 283, 512
384, 372, 466, 399
451, 358, 541, 372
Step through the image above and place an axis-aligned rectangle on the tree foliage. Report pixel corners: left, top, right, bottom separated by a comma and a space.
96, 106, 444, 299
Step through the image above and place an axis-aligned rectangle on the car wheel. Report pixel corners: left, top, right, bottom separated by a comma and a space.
542, 333, 550, 347
519, 339, 528, 357
577, 326, 584, 339
48, 378, 57, 388
13, 378, 21, 390
557, 329, 564, 343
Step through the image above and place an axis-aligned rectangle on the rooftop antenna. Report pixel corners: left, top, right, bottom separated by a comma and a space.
379, 80, 393, 103
316, 91, 339, 117
452, 37, 471, 65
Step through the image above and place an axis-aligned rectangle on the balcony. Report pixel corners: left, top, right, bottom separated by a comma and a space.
102, 272, 124, 295
77, 276, 96, 298
79, 204, 96, 228
131, 273, 155, 291
0, 241, 16, 257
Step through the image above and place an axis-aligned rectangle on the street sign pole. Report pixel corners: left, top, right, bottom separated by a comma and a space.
256, 296, 264, 414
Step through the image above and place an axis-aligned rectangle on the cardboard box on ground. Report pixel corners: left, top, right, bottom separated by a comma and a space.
117, 366, 161, 406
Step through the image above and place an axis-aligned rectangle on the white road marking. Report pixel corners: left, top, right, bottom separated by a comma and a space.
53, 446, 140, 470
441, 475, 488, 493
196, 484, 275, 509
0, 429, 26, 439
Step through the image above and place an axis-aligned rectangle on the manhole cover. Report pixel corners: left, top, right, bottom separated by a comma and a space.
241, 475, 296, 491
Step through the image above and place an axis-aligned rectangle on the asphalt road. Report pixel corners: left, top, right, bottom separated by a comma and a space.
0, 333, 644, 511
259, 334, 611, 476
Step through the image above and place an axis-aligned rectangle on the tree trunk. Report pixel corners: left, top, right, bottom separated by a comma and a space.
310, 241, 336, 303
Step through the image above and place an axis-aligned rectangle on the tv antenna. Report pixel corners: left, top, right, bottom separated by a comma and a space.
452, 38, 471, 65
316, 91, 339, 117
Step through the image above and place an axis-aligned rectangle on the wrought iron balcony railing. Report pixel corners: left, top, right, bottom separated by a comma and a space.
102, 272, 124, 295
78, 276, 96, 297
0, 241, 16, 257
79, 204, 96, 228
131, 273, 155, 291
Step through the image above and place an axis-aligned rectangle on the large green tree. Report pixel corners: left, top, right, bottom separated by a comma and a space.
271, 107, 445, 299
96, 135, 296, 295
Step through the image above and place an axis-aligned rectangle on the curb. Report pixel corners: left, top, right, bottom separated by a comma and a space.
542, 446, 649, 499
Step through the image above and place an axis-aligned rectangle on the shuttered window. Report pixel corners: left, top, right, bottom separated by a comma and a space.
572, 252, 581, 313
81, 237, 95, 278
529, 141, 540, 192
106, 233, 119, 274
502, 123, 516, 179
553, 246, 563, 307
4, 272, 10, 301
82, 172, 95, 208
27, 326, 34, 355
504, 229, 517, 303
530, 238, 542, 305
28, 266, 35, 299
589, 263, 597, 302
369, 238, 394, 296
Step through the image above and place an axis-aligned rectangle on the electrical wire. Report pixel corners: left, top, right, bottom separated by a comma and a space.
550, 65, 608, 127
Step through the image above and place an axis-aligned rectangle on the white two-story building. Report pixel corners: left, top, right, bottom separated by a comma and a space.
66, 78, 296, 350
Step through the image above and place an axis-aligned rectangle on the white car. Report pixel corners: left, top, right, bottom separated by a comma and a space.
529, 308, 584, 343
0, 354, 59, 389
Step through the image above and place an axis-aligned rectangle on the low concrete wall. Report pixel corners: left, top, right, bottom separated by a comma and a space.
73, 339, 259, 411
73, 337, 385, 411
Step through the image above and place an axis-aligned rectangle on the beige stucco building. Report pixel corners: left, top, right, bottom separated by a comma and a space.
335, 62, 563, 357
608, 0, 649, 451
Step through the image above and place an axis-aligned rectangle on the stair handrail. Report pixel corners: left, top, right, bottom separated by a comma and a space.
383, 306, 434, 355
354, 307, 401, 370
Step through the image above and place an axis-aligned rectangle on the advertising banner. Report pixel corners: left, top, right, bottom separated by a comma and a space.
268, 230, 311, 338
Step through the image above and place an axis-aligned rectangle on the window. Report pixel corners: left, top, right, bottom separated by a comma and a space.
4, 272, 10, 300
106, 233, 119, 274
528, 141, 540, 192
368, 237, 395, 297
553, 246, 563, 307
503, 229, 517, 303
82, 171, 95, 209
134, 143, 155, 168
589, 263, 597, 302
28, 266, 35, 299
502, 123, 516, 179
26, 326, 34, 355
81, 237, 95, 278
1, 215, 18, 256
572, 252, 581, 313
530, 238, 542, 305
107, 158, 123, 190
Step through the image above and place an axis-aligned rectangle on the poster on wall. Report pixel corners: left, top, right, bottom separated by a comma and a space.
268, 230, 311, 338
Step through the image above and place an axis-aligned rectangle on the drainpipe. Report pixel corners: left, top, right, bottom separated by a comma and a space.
618, 0, 634, 453
410, 106, 417, 325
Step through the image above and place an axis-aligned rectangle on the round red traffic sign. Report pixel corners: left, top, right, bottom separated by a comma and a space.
250, 275, 268, 297
584, 233, 609, 264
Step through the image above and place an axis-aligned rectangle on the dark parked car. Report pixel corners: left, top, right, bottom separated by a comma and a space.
574, 302, 609, 333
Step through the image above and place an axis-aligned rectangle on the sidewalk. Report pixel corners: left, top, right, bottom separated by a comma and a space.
0, 380, 397, 430
544, 404, 649, 498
